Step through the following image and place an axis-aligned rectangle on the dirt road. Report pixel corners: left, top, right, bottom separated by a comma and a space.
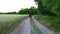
10, 17, 54, 34
10, 18, 31, 34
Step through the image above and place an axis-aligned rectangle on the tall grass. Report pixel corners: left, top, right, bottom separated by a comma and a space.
0, 14, 27, 34
44, 16, 60, 32
34, 15, 60, 32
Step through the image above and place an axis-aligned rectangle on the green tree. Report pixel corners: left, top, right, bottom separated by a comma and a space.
18, 7, 38, 15
29, 6, 38, 15
34, 0, 60, 16
18, 8, 29, 14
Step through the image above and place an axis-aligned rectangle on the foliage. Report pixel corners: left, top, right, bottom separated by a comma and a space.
34, 0, 60, 16
6, 12, 16, 14
34, 0, 60, 32
0, 7, 39, 15
34, 15, 60, 32
0, 12, 17, 14
18, 7, 39, 15
44, 16, 60, 32
18, 8, 29, 14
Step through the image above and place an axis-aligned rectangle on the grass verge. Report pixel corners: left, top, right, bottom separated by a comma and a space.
34, 15, 60, 34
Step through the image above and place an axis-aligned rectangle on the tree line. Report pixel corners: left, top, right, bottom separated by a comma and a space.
35, 0, 60, 17
0, 6, 38, 15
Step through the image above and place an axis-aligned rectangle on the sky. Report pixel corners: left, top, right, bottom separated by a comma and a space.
0, 0, 37, 13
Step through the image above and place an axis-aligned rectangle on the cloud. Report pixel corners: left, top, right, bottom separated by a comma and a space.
0, 0, 37, 13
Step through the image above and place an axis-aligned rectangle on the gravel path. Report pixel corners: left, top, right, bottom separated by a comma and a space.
10, 17, 31, 34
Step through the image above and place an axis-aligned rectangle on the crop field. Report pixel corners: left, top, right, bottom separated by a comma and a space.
0, 14, 28, 34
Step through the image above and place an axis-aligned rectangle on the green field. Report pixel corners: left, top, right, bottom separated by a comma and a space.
0, 14, 28, 34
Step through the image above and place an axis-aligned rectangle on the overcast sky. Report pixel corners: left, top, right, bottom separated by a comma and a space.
0, 0, 37, 13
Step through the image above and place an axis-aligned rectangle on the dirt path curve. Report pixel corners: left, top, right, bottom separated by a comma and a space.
10, 17, 31, 34
32, 16, 54, 34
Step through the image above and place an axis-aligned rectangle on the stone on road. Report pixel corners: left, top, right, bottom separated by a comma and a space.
10, 18, 31, 34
